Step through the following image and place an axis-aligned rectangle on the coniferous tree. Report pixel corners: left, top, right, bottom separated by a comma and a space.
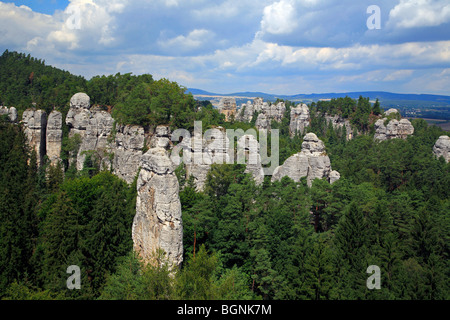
333, 202, 369, 299
0, 121, 37, 294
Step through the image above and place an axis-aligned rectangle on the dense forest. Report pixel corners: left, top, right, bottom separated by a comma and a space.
0, 51, 449, 300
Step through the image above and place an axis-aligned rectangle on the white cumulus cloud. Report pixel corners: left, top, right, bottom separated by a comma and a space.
158, 29, 214, 53
260, 0, 298, 35
388, 0, 450, 28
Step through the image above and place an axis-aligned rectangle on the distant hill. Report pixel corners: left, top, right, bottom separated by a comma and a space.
186, 88, 450, 106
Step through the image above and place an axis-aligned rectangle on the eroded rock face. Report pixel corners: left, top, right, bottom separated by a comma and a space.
70, 92, 90, 110
329, 170, 341, 184
218, 97, 237, 121
433, 135, 450, 163
0, 106, 18, 122
265, 101, 286, 123
237, 134, 264, 185
374, 118, 414, 141
324, 114, 353, 140
236, 100, 257, 122
255, 113, 271, 132
66, 94, 114, 171
21, 109, 47, 165
290, 104, 310, 137
384, 108, 399, 116
113, 125, 145, 184
183, 127, 231, 191
236, 98, 285, 129
132, 146, 183, 268
149, 125, 171, 150
46, 111, 63, 166
271, 133, 339, 187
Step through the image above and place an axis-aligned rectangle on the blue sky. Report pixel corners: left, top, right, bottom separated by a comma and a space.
7, 0, 69, 14
0, 0, 449, 95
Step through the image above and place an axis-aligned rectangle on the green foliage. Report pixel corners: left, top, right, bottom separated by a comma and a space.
2, 281, 65, 300
194, 101, 226, 130
99, 250, 174, 300
111, 78, 197, 129
0, 50, 87, 114
0, 119, 37, 295
31, 171, 136, 298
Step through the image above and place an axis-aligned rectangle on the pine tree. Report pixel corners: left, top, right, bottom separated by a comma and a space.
40, 192, 82, 293
302, 234, 336, 299
333, 202, 369, 299
0, 122, 37, 294
372, 98, 382, 115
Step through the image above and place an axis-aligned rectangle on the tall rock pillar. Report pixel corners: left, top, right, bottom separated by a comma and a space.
46, 111, 63, 166
21, 109, 47, 166
132, 131, 183, 268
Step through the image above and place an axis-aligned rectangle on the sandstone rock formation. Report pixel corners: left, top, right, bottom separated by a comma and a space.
290, 104, 310, 137
218, 97, 237, 121
183, 127, 231, 191
265, 101, 286, 123
271, 133, 339, 187
0, 106, 18, 122
374, 118, 414, 141
182, 132, 211, 191
70, 92, 90, 109
112, 124, 145, 184
384, 108, 400, 116
329, 170, 341, 184
149, 125, 171, 150
66, 93, 114, 171
21, 109, 47, 165
236, 98, 285, 129
132, 145, 183, 268
324, 114, 353, 140
433, 135, 450, 163
46, 111, 63, 166
237, 134, 264, 185
203, 126, 231, 164
255, 112, 271, 132
236, 100, 257, 122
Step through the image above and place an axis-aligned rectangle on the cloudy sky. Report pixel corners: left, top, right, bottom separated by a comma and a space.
1, 0, 450, 95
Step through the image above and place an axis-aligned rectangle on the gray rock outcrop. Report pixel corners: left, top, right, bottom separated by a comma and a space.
236, 100, 258, 122
374, 118, 414, 141
183, 127, 231, 191
46, 111, 63, 166
218, 97, 237, 121
70, 92, 90, 110
265, 101, 286, 123
0, 106, 18, 122
21, 109, 47, 165
255, 112, 271, 132
149, 125, 171, 150
236, 98, 285, 128
271, 133, 339, 187
66, 93, 114, 171
290, 104, 310, 137
237, 134, 264, 185
112, 124, 145, 184
384, 108, 400, 116
329, 170, 341, 184
132, 146, 183, 268
433, 135, 450, 163
324, 114, 353, 140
